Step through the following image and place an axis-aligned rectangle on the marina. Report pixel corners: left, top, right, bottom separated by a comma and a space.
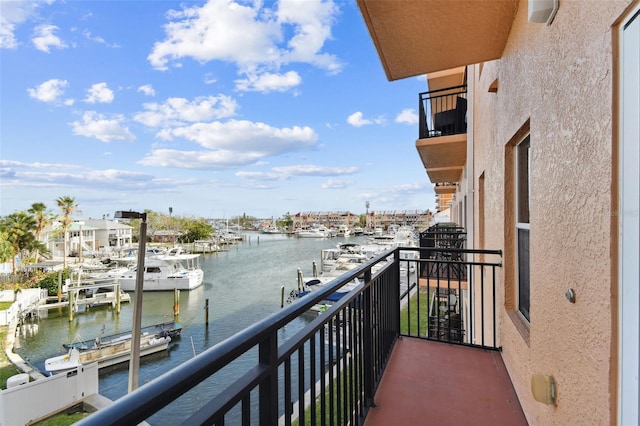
11, 232, 390, 424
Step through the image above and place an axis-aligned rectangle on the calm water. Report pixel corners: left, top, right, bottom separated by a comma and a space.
15, 232, 368, 424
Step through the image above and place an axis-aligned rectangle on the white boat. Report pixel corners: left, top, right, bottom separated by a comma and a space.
336, 225, 352, 237
111, 247, 204, 291
45, 334, 171, 373
296, 225, 333, 238
320, 243, 369, 273
261, 226, 282, 234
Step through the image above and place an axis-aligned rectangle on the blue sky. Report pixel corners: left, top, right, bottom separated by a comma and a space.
0, 0, 434, 220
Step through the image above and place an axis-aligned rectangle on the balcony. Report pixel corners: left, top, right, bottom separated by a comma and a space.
78, 246, 526, 426
356, 0, 517, 80
417, 85, 467, 184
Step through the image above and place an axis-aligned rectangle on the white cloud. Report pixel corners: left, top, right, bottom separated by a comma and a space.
272, 164, 358, 176
357, 182, 429, 205
32, 24, 67, 53
347, 111, 371, 127
0, 0, 44, 49
82, 29, 119, 48
235, 171, 286, 181
235, 70, 302, 93
70, 111, 135, 142
236, 164, 358, 181
161, 120, 317, 154
147, 0, 343, 92
84, 82, 114, 104
137, 84, 156, 97
0, 159, 195, 192
321, 178, 352, 189
140, 120, 319, 170
395, 108, 418, 124
134, 95, 238, 128
27, 79, 69, 103
139, 149, 264, 169
347, 111, 386, 127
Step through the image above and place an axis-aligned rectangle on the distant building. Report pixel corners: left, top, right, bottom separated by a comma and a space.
151, 230, 181, 244
293, 210, 431, 230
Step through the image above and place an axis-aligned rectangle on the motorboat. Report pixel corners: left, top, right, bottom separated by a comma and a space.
336, 225, 352, 237
320, 243, 369, 273
112, 247, 204, 291
45, 333, 171, 373
296, 225, 333, 238
63, 321, 182, 350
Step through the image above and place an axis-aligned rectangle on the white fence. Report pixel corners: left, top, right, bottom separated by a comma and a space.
0, 363, 99, 425
0, 289, 48, 326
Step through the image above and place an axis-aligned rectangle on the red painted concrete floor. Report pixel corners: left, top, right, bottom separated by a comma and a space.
363, 337, 528, 426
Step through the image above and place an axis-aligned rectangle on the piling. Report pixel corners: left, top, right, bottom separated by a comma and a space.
173, 289, 180, 317
68, 289, 74, 322
280, 286, 285, 308
297, 268, 303, 291
313, 261, 318, 278
205, 299, 209, 325
115, 284, 121, 313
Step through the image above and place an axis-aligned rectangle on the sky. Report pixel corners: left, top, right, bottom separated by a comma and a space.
0, 0, 435, 221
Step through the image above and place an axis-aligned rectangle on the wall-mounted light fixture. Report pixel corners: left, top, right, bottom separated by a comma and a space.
531, 374, 557, 405
528, 0, 559, 25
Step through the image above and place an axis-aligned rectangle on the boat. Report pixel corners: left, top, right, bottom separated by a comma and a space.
112, 247, 204, 291
45, 333, 171, 373
260, 218, 282, 234
336, 224, 352, 237
320, 243, 370, 274
63, 321, 182, 350
296, 225, 334, 238
261, 226, 282, 234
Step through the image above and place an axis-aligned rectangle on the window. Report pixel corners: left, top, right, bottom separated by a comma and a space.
516, 135, 531, 321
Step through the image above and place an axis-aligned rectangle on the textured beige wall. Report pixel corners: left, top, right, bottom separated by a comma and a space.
471, 1, 631, 424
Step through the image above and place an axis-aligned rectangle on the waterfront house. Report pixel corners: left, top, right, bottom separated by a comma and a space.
151, 230, 181, 244
357, 0, 639, 424
83, 219, 134, 251
45, 221, 96, 259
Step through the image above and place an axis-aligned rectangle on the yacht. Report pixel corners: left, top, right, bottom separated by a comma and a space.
108, 247, 204, 291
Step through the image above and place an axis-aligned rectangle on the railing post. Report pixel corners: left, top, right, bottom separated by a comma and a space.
393, 249, 401, 336
259, 330, 278, 426
362, 268, 375, 408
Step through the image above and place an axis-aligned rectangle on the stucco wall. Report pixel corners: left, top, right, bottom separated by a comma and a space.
471, 1, 631, 424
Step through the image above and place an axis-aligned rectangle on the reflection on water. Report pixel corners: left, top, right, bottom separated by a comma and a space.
15, 232, 366, 424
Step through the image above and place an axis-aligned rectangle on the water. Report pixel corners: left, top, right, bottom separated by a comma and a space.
14, 232, 369, 424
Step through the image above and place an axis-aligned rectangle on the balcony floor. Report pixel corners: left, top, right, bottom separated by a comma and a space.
364, 337, 528, 426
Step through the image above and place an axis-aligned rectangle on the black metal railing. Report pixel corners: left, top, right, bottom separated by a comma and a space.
77, 246, 500, 425
419, 85, 467, 139
406, 247, 502, 349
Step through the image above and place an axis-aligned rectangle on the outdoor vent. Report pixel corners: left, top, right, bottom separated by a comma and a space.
528, 0, 559, 25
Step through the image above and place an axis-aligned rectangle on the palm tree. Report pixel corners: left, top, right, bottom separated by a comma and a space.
2, 211, 38, 274
56, 196, 77, 268
28, 202, 52, 260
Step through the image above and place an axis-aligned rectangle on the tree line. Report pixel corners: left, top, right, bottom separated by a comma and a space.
0, 197, 296, 276
0, 196, 77, 275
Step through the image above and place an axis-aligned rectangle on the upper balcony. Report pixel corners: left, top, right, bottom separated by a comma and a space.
356, 0, 517, 81
77, 244, 526, 426
417, 85, 467, 184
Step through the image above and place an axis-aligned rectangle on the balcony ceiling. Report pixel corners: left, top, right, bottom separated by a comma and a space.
357, 0, 518, 80
416, 134, 466, 183
434, 184, 457, 195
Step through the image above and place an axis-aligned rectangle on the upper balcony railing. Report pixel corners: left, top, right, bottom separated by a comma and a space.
78, 245, 501, 426
419, 85, 468, 139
